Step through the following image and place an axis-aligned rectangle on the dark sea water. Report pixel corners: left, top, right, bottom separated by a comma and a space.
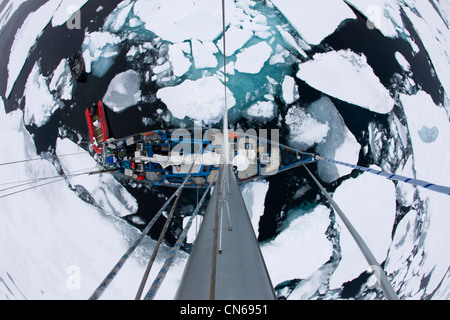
0, 0, 443, 299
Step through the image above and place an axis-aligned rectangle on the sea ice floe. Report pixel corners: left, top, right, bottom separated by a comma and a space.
168, 42, 192, 77
308, 96, 361, 183
133, 0, 225, 43
329, 165, 396, 290
51, 0, 90, 27
281, 75, 299, 105
246, 101, 276, 120
103, 70, 142, 112
240, 180, 270, 239
270, 0, 356, 45
49, 58, 73, 101
156, 76, 235, 125
297, 49, 395, 114
0, 0, 27, 33
398, 90, 450, 297
82, 31, 121, 78
261, 204, 333, 285
0, 97, 177, 300
285, 105, 329, 151
103, 0, 134, 33
402, 3, 450, 100
56, 137, 138, 217
235, 41, 273, 74
5, 0, 62, 98
23, 62, 60, 127
343, 0, 404, 38
217, 25, 253, 56
191, 39, 219, 69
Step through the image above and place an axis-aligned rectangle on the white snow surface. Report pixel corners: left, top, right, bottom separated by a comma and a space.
241, 180, 270, 238
329, 165, 397, 290
56, 138, 138, 218
281, 75, 299, 104
5, 0, 62, 98
394, 91, 450, 298
285, 106, 329, 150
261, 204, 333, 286
156, 76, 236, 125
309, 97, 361, 183
82, 31, 121, 78
0, 98, 187, 300
343, 0, 404, 38
49, 58, 73, 101
103, 70, 142, 112
246, 101, 276, 119
133, 0, 225, 43
0, 0, 27, 33
51, 0, 90, 27
23, 62, 60, 127
235, 41, 273, 74
297, 50, 395, 114
217, 25, 253, 56
168, 42, 192, 77
191, 40, 219, 69
270, 0, 356, 45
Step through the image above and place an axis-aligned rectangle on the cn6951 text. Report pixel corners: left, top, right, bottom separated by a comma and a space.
223, 304, 267, 315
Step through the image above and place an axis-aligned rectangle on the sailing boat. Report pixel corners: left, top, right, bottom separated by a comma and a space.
84, 1, 447, 302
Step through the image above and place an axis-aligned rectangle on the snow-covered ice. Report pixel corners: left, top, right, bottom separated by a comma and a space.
217, 25, 253, 56
281, 75, 299, 104
103, 0, 134, 33
156, 76, 236, 125
0, 97, 187, 300
285, 105, 329, 150
103, 70, 142, 113
402, 2, 450, 101
270, 0, 356, 45
297, 50, 395, 114
235, 41, 273, 74
133, 0, 224, 43
56, 137, 138, 218
5, 0, 62, 98
329, 165, 396, 290
343, 0, 404, 38
168, 42, 192, 77
51, 0, 90, 27
23, 62, 60, 127
395, 51, 411, 72
82, 31, 121, 78
49, 58, 73, 101
396, 91, 450, 297
309, 96, 361, 183
191, 39, 219, 69
261, 204, 333, 286
240, 180, 270, 238
246, 101, 276, 120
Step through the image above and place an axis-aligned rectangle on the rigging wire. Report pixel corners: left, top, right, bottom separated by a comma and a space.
144, 175, 216, 300
135, 153, 199, 300
318, 156, 450, 196
301, 162, 400, 300
0, 170, 95, 200
0, 152, 89, 167
89, 154, 200, 300
0, 167, 97, 193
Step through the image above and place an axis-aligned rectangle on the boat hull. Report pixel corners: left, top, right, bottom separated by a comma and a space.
97, 129, 319, 188
85, 100, 109, 154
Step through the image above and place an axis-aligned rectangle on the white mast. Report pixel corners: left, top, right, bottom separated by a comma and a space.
221, 0, 229, 165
